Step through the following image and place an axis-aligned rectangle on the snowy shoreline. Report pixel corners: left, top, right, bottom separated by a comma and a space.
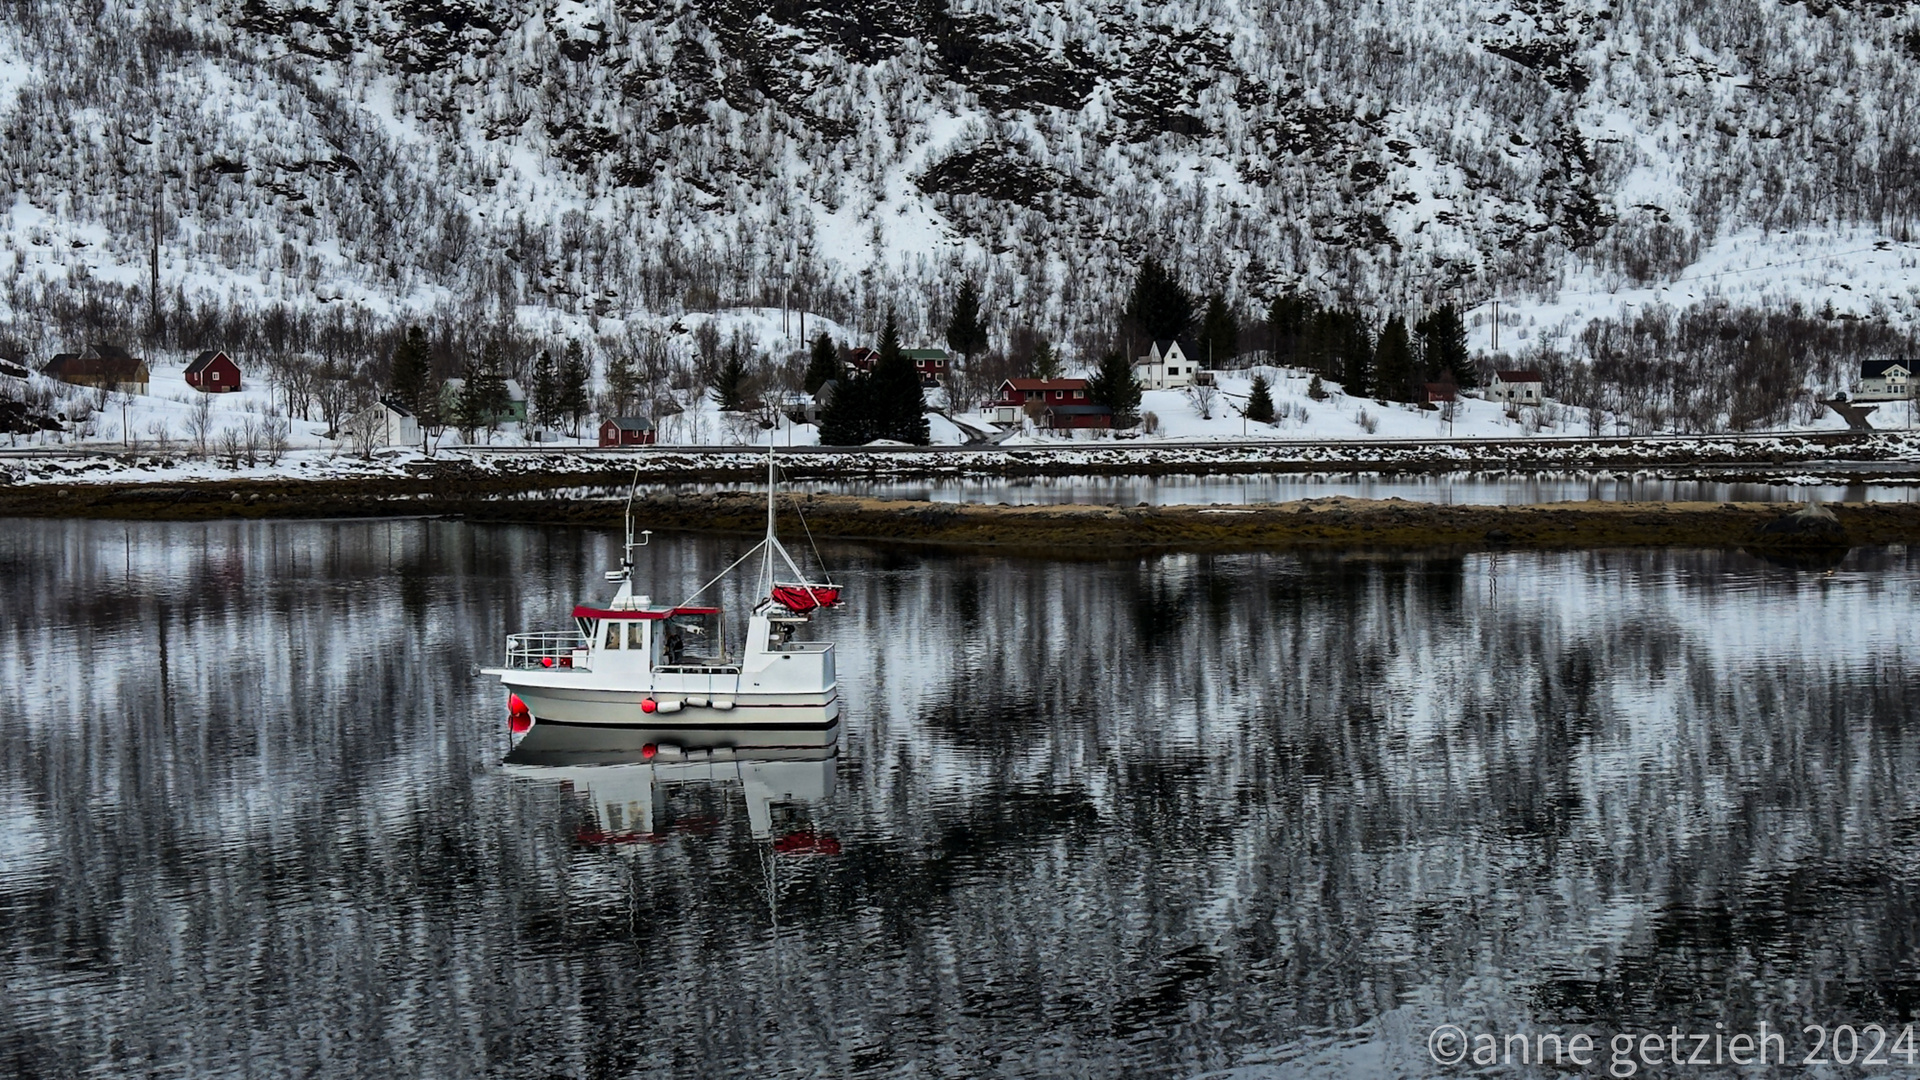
5, 429, 1920, 493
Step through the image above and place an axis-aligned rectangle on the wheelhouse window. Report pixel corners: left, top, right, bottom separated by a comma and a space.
660, 610, 723, 665
628, 621, 646, 650
605, 621, 623, 649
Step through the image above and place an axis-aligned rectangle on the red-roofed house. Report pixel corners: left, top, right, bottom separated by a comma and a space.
599, 416, 657, 447
185, 350, 242, 393
985, 378, 1092, 424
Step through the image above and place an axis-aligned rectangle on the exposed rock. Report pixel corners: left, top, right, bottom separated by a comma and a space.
1754, 502, 1849, 546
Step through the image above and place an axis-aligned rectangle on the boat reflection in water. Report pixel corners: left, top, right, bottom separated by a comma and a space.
502, 724, 841, 849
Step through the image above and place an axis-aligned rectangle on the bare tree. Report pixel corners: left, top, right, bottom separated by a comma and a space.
260, 411, 290, 464
1188, 382, 1218, 420
185, 392, 215, 458
314, 361, 359, 437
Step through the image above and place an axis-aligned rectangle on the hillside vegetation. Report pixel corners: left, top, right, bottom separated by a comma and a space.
0, 0, 1915, 418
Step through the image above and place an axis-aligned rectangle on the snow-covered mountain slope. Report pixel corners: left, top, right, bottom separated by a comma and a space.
0, 0, 1917, 357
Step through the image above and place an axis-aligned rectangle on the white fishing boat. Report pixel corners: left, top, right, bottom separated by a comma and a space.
484, 450, 842, 744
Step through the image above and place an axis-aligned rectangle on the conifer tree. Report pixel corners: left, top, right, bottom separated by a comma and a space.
870, 313, 929, 444
1268, 293, 1316, 368
1339, 311, 1374, 399
803, 332, 839, 395
1416, 305, 1474, 388
1123, 257, 1194, 342
1198, 292, 1237, 367
1029, 339, 1061, 380
560, 339, 590, 431
945, 279, 988, 364
1300, 308, 1343, 379
387, 325, 432, 414
709, 345, 748, 411
473, 342, 510, 440
1245, 374, 1276, 423
530, 349, 557, 431
817, 376, 876, 446
605, 349, 637, 420
1373, 315, 1415, 401
1089, 350, 1142, 425
453, 361, 485, 443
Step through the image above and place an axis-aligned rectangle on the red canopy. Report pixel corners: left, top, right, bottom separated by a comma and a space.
771, 583, 841, 612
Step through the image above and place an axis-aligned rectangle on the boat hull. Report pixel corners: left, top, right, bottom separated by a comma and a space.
497, 675, 841, 742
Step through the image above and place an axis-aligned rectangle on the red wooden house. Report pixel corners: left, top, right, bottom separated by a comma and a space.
985, 378, 1091, 423
185, 350, 242, 392
903, 348, 950, 383
599, 416, 657, 447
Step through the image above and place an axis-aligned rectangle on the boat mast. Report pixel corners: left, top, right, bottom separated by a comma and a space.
762, 442, 777, 596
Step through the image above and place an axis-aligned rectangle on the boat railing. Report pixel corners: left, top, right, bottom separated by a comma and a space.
506, 631, 591, 671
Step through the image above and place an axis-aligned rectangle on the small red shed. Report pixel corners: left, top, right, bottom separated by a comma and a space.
185, 350, 242, 392
599, 416, 657, 447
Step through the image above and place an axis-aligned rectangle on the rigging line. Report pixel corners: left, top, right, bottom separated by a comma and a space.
784, 489, 834, 585
676, 538, 767, 609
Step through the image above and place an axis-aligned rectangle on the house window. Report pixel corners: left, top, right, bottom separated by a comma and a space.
1053, 390, 1063, 400
1074, 389, 1085, 399
211, 371, 220, 382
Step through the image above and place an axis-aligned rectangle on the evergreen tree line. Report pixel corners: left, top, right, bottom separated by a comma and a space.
817, 315, 930, 446
1267, 296, 1475, 402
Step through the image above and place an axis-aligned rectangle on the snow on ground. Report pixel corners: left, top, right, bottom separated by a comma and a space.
1469, 228, 1920, 382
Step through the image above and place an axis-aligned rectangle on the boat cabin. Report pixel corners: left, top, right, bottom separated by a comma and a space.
574, 603, 733, 671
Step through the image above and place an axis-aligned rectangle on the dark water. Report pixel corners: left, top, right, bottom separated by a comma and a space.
3, 520, 1918, 1079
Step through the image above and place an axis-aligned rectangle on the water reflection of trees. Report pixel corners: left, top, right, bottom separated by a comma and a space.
0, 523, 1915, 1077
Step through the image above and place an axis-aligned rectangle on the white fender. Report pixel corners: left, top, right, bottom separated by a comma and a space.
655, 699, 684, 714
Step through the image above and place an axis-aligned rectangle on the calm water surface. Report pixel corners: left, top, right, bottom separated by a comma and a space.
3, 520, 1918, 1078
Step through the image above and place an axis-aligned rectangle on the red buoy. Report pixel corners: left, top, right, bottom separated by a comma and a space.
508, 693, 528, 715
642, 743, 657, 760
509, 712, 533, 735
641, 698, 658, 714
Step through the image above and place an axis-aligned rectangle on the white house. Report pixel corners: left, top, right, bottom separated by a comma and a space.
340, 398, 419, 449
1134, 338, 1202, 390
1488, 369, 1544, 406
1858, 360, 1913, 401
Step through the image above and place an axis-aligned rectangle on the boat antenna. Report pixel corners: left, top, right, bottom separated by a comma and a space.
611, 462, 650, 582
